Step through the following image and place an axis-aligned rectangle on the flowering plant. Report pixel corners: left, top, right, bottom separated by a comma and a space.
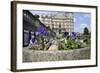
32, 26, 47, 44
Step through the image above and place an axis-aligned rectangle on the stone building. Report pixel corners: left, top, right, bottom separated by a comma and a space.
40, 12, 74, 36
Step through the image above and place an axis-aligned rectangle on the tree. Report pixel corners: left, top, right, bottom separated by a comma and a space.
83, 27, 91, 46
83, 27, 90, 35
35, 14, 40, 19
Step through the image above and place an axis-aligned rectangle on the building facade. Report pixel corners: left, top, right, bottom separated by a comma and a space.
40, 12, 74, 36
23, 10, 55, 47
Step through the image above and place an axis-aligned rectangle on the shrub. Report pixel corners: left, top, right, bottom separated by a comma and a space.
40, 36, 46, 50
58, 43, 65, 50
83, 37, 91, 47
66, 39, 84, 49
76, 41, 83, 48
66, 39, 76, 49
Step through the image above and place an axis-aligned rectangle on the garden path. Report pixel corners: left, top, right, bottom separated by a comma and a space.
48, 44, 58, 51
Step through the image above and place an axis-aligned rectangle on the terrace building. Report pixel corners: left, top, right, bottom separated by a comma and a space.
40, 12, 74, 36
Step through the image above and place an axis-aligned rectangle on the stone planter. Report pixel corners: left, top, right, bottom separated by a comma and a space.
23, 47, 90, 62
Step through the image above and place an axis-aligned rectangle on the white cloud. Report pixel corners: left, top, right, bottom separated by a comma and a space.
81, 23, 88, 28
83, 14, 90, 18
79, 23, 90, 32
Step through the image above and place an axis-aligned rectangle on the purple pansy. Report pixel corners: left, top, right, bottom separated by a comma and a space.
37, 26, 46, 35
71, 32, 77, 39
32, 37, 36, 44
34, 31, 39, 36
64, 32, 69, 36
69, 32, 76, 37
72, 32, 76, 36
32, 26, 47, 44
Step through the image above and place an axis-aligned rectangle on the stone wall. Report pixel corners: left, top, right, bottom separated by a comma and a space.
23, 48, 90, 62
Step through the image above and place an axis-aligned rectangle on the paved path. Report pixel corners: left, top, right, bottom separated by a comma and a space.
48, 44, 58, 51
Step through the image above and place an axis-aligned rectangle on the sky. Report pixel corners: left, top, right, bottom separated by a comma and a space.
73, 12, 91, 33
30, 10, 91, 33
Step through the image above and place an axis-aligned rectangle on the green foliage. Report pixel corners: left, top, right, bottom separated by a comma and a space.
83, 38, 90, 46
66, 39, 77, 49
58, 43, 65, 50
29, 45, 38, 50
40, 36, 46, 50
58, 43, 68, 50
34, 14, 40, 19
76, 41, 84, 48
29, 35, 46, 50
29, 30, 90, 51
58, 38, 85, 50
